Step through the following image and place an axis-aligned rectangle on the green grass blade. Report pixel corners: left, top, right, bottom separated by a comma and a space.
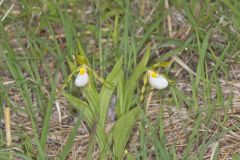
40, 74, 57, 149
58, 116, 82, 159
182, 113, 202, 160
58, 10, 76, 58
136, 17, 163, 54
222, 0, 240, 18
196, 30, 210, 85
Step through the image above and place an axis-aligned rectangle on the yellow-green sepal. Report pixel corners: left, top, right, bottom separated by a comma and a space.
76, 55, 88, 65
151, 61, 171, 69
66, 56, 77, 72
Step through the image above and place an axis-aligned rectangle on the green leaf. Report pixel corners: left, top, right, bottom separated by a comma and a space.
82, 85, 100, 117
63, 93, 107, 157
123, 47, 150, 113
116, 69, 125, 118
112, 107, 141, 160
63, 93, 94, 127
99, 57, 123, 126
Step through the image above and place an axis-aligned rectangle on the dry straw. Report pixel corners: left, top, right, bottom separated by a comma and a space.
4, 104, 12, 147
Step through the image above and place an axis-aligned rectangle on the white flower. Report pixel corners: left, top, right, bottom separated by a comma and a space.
74, 67, 89, 87
147, 70, 168, 89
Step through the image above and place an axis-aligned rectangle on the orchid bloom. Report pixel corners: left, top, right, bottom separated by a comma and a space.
74, 67, 89, 87
147, 70, 168, 89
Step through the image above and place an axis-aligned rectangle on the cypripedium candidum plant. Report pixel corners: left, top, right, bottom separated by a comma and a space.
62, 46, 171, 160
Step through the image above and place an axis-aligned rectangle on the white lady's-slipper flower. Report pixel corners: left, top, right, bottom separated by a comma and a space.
74, 67, 89, 87
147, 70, 168, 89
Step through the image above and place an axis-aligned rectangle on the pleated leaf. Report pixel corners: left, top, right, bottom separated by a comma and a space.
63, 93, 94, 127
112, 107, 141, 159
99, 57, 123, 126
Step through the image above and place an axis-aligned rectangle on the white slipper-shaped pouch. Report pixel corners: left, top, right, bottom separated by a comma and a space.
74, 67, 89, 87
147, 70, 168, 89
